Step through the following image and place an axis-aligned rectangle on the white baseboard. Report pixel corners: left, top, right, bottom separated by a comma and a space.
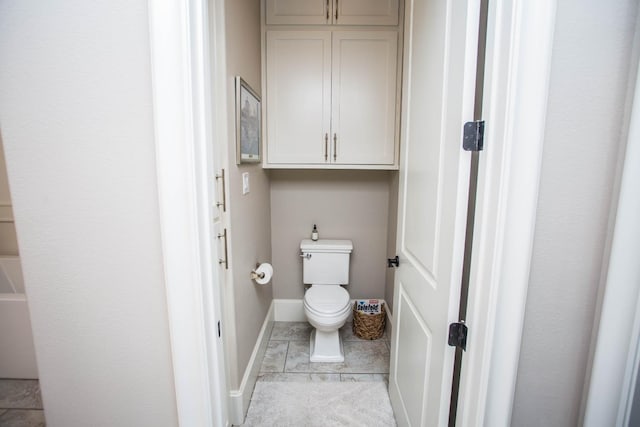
228, 302, 274, 425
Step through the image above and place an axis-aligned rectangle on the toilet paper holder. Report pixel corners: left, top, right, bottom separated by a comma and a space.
250, 267, 265, 280
250, 262, 273, 285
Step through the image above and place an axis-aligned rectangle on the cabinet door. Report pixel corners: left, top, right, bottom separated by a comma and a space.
334, 0, 399, 26
265, 0, 330, 25
265, 31, 332, 164
331, 31, 398, 165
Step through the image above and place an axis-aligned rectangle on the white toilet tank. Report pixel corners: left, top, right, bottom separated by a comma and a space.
300, 239, 353, 285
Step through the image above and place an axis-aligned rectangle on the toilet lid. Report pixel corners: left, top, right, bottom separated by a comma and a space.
304, 286, 350, 314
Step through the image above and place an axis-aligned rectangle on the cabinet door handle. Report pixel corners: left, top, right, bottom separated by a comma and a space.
215, 169, 226, 212
326, 0, 330, 21
333, 133, 337, 161
218, 228, 228, 270
324, 133, 329, 161
335, 0, 339, 21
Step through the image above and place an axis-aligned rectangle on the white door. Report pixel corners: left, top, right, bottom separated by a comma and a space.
388, 0, 481, 425
331, 31, 398, 165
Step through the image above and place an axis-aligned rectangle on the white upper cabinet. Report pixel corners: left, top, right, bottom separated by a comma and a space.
263, 0, 401, 169
264, 30, 398, 168
266, 0, 330, 25
266, 0, 399, 26
331, 31, 398, 165
335, 0, 399, 26
265, 32, 332, 164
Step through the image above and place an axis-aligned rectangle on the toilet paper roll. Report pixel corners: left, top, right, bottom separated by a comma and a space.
253, 263, 273, 285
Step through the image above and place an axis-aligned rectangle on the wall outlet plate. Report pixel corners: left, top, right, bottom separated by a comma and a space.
242, 172, 250, 195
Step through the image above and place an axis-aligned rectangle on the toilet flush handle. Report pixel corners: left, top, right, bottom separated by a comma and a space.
300, 253, 312, 259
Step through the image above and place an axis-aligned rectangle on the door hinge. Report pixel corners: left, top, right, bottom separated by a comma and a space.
217, 321, 221, 338
448, 322, 468, 351
463, 120, 484, 152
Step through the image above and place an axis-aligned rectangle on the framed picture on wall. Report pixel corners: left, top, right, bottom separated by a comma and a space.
235, 76, 261, 164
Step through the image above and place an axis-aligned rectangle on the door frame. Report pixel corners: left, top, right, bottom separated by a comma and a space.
455, 0, 557, 425
148, 0, 229, 425
581, 49, 640, 427
148, 0, 557, 425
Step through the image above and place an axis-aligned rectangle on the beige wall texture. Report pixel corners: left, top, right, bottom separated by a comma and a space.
224, 0, 273, 388
0, 0, 179, 425
385, 170, 399, 314
270, 170, 392, 300
512, 1, 639, 425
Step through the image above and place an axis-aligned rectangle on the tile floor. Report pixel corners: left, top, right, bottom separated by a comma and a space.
242, 320, 393, 426
258, 321, 391, 384
0, 379, 46, 426
242, 321, 393, 425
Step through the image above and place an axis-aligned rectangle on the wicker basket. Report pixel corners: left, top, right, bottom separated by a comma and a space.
352, 302, 386, 340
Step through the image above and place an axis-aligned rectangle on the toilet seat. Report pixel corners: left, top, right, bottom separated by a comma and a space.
304, 301, 351, 322
303, 285, 350, 315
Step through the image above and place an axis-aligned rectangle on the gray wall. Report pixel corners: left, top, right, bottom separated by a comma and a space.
270, 170, 391, 301
512, 1, 639, 425
0, 0, 178, 425
224, 0, 273, 388
385, 171, 399, 314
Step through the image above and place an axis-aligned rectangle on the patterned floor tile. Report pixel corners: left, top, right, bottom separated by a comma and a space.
257, 373, 341, 382
0, 380, 43, 409
340, 322, 360, 341
342, 340, 390, 373
284, 340, 389, 374
0, 409, 46, 427
259, 341, 289, 373
284, 340, 343, 374
270, 322, 312, 341
340, 373, 389, 383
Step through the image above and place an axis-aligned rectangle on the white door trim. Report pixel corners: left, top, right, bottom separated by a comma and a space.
581, 52, 640, 427
148, 1, 228, 426
457, 0, 557, 425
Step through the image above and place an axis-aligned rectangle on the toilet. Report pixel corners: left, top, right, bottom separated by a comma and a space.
300, 239, 353, 363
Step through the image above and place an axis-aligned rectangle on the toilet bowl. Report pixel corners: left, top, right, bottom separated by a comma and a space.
303, 285, 351, 362
300, 239, 353, 363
